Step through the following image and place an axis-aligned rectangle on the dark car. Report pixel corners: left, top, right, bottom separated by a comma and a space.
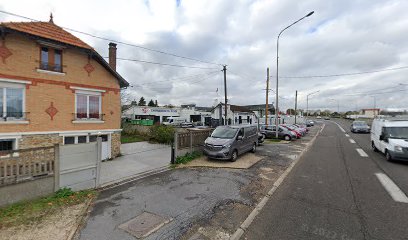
350, 121, 370, 133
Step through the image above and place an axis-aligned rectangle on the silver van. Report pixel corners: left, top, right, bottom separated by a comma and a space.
203, 125, 258, 162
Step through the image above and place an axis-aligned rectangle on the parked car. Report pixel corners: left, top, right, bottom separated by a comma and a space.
203, 125, 258, 162
371, 118, 408, 161
285, 124, 307, 136
281, 125, 302, 139
306, 120, 315, 127
324, 117, 330, 120
350, 121, 370, 133
293, 124, 309, 133
180, 122, 194, 128
259, 125, 296, 141
257, 132, 265, 145
316, 116, 322, 119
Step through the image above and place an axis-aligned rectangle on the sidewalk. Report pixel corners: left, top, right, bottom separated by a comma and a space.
99, 142, 170, 187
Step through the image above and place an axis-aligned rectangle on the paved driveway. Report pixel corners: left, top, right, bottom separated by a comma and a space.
99, 142, 170, 187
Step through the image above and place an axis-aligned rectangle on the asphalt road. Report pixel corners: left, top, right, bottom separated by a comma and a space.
244, 120, 408, 240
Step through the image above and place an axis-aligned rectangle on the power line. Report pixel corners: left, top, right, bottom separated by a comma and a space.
140, 71, 219, 90
136, 71, 220, 86
270, 66, 408, 79
0, 10, 222, 66
109, 57, 220, 69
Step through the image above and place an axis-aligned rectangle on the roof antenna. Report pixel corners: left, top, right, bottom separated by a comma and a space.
49, 13, 54, 23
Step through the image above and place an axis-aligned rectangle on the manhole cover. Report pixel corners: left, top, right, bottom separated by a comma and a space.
119, 212, 172, 238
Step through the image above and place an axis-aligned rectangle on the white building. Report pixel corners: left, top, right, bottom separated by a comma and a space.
212, 103, 258, 126
123, 105, 212, 125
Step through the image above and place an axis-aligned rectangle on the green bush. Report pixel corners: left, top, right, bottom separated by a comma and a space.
175, 151, 202, 164
150, 125, 175, 144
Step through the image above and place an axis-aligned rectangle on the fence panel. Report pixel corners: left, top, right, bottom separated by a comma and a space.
174, 129, 213, 157
0, 146, 55, 186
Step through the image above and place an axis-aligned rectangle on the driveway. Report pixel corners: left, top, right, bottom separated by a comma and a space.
99, 142, 171, 187
77, 126, 321, 240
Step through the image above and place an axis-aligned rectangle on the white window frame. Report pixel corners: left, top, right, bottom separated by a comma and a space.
0, 135, 21, 158
0, 81, 26, 121
74, 90, 102, 120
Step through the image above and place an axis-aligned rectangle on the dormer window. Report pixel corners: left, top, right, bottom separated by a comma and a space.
40, 46, 62, 72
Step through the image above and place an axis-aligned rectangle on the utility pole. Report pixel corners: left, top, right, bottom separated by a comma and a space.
265, 68, 269, 125
223, 65, 227, 125
294, 90, 298, 124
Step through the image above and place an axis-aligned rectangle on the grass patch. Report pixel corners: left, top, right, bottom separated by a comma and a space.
174, 151, 202, 165
0, 188, 97, 229
265, 138, 283, 143
121, 134, 146, 144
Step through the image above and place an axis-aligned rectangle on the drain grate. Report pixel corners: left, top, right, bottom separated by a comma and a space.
119, 212, 172, 238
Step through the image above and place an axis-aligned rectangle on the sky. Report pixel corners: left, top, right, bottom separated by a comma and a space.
0, 0, 407, 112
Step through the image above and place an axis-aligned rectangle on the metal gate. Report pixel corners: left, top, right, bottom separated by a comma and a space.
56, 139, 101, 191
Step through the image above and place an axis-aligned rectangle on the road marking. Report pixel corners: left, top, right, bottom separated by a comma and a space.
345, 134, 350, 137
356, 148, 368, 157
375, 173, 408, 203
349, 139, 356, 144
333, 121, 346, 133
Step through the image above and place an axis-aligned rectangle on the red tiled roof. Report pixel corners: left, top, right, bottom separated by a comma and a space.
0, 21, 92, 49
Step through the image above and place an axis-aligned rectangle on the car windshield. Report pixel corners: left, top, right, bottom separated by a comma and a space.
353, 121, 367, 126
211, 127, 238, 139
384, 127, 408, 139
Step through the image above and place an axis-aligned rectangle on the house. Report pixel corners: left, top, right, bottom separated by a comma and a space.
211, 103, 257, 126
361, 108, 380, 118
0, 16, 129, 160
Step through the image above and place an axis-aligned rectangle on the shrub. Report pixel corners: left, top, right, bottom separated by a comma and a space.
175, 151, 202, 164
150, 125, 175, 144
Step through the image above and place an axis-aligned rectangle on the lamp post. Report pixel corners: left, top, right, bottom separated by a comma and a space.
275, 11, 314, 138
306, 90, 319, 119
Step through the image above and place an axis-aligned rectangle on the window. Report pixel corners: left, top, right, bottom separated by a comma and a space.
0, 139, 13, 152
75, 93, 101, 120
40, 47, 63, 72
78, 136, 87, 143
0, 87, 24, 120
64, 136, 75, 145
89, 135, 97, 142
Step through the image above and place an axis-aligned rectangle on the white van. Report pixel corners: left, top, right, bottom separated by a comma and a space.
163, 117, 187, 126
371, 117, 408, 161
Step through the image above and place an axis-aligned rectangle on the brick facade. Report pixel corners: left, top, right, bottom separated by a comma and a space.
0, 26, 125, 159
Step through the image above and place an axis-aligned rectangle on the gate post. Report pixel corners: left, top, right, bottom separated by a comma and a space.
189, 130, 193, 154
96, 137, 102, 188
54, 144, 60, 191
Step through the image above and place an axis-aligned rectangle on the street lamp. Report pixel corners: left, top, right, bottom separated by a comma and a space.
306, 90, 319, 119
275, 11, 314, 138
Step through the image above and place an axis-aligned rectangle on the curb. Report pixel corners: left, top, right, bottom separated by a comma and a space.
98, 165, 171, 191
229, 124, 325, 240
66, 197, 95, 240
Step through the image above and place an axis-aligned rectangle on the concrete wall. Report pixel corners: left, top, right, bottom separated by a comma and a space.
0, 176, 54, 207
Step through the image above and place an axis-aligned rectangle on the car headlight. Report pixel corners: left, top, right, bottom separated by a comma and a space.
395, 145, 403, 152
222, 144, 231, 149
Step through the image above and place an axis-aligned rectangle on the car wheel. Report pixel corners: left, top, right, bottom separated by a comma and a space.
385, 150, 393, 162
371, 141, 378, 152
230, 150, 238, 162
251, 143, 257, 153
284, 135, 291, 141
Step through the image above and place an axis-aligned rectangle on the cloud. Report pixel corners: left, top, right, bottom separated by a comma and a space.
1, 0, 407, 112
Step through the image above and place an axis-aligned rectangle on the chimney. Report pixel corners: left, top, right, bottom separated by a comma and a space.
108, 42, 117, 71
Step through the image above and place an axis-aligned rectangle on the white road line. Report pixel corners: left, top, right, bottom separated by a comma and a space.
345, 134, 350, 137
375, 173, 408, 203
349, 139, 356, 144
333, 121, 346, 133
356, 148, 368, 157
